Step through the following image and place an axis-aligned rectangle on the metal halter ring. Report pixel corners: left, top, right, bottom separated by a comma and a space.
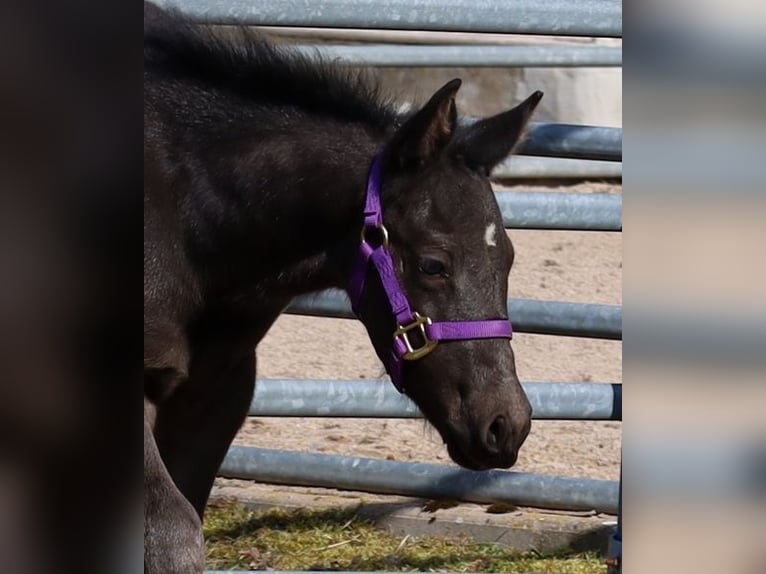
360, 223, 389, 249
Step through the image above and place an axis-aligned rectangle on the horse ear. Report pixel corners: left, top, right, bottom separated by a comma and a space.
451, 91, 544, 176
387, 78, 461, 169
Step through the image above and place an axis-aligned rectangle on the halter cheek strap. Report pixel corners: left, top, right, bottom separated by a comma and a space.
347, 154, 513, 393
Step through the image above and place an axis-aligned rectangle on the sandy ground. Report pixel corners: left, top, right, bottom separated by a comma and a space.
218, 182, 622, 495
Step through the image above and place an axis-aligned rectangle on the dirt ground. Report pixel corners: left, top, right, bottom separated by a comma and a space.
219, 181, 622, 494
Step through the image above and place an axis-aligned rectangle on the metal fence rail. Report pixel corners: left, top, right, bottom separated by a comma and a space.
286, 290, 623, 340
156, 0, 623, 37
221, 446, 620, 514
251, 379, 622, 420
509, 298, 621, 339
291, 43, 623, 67
494, 156, 622, 179
519, 123, 622, 162
454, 122, 623, 163
495, 191, 621, 230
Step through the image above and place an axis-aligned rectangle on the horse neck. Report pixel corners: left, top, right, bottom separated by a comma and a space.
193, 117, 387, 305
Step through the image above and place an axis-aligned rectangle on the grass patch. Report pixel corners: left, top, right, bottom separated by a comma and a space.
205, 498, 604, 572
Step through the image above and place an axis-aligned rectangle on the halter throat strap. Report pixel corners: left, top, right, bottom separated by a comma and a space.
347, 154, 513, 393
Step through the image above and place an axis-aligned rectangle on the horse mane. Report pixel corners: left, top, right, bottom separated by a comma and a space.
144, 2, 398, 130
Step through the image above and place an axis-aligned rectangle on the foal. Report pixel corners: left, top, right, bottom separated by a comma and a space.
144, 3, 541, 571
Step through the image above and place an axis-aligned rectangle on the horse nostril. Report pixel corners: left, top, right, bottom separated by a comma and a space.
486, 415, 508, 453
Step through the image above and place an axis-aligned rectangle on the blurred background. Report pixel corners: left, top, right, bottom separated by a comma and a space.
626, 1, 766, 572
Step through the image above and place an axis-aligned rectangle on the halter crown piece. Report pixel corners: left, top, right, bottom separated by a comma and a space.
347, 154, 513, 393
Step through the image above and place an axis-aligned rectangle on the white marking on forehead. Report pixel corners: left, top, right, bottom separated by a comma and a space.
484, 223, 497, 247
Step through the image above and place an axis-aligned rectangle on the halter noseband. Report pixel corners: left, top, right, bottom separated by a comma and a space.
347, 154, 513, 393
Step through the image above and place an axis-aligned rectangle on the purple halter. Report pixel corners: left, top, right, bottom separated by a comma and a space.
347, 154, 513, 393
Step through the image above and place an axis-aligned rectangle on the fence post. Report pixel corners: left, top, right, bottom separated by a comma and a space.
606, 461, 622, 573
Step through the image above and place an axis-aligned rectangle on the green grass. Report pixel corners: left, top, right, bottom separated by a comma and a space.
204, 498, 604, 573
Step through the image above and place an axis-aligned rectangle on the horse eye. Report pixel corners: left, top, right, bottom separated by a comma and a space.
418, 257, 447, 277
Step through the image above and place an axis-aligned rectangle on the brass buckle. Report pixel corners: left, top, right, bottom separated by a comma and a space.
361, 223, 389, 249
394, 312, 438, 360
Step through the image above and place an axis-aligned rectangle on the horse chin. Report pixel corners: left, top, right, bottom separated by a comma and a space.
445, 441, 517, 472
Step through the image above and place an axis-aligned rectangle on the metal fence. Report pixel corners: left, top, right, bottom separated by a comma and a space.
248, 379, 622, 420
157, 0, 622, 570
155, 0, 622, 37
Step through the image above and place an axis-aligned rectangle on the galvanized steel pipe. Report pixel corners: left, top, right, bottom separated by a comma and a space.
291, 43, 622, 68
509, 298, 621, 339
250, 379, 622, 420
461, 122, 622, 163
156, 0, 623, 38
493, 156, 622, 179
285, 290, 623, 340
519, 123, 622, 162
495, 191, 621, 230
220, 446, 620, 514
